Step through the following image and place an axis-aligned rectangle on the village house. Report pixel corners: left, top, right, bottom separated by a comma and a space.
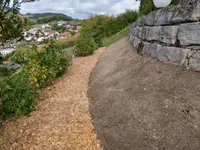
57, 21, 67, 27
60, 32, 69, 39
42, 24, 51, 29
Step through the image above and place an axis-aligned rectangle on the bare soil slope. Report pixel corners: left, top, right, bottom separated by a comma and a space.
88, 38, 200, 150
0, 48, 104, 150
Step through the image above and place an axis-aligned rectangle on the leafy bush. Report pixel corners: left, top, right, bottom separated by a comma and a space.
104, 10, 139, 37
0, 42, 70, 120
22, 43, 70, 88
78, 10, 139, 51
139, 0, 156, 16
56, 33, 80, 49
75, 33, 98, 56
7, 42, 30, 64
1, 72, 37, 118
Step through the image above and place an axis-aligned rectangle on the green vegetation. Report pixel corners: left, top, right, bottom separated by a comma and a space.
32, 24, 43, 28
75, 33, 98, 56
56, 33, 80, 49
62, 46, 74, 55
2, 72, 37, 118
75, 10, 139, 56
0, 0, 37, 42
25, 13, 73, 24
102, 27, 130, 47
1, 14, 23, 42
139, 0, 181, 15
0, 43, 70, 119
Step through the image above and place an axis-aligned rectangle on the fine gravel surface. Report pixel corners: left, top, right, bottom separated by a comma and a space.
88, 37, 200, 150
0, 48, 105, 150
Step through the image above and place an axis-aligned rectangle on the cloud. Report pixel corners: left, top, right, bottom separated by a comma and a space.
21, 0, 140, 19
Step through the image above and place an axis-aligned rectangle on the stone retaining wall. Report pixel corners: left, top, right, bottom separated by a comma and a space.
129, 0, 200, 70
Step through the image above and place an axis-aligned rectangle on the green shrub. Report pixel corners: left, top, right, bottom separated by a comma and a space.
0, 42, 70, 120
139, 0, 157, 16
39, 43, 69, 78
1, 72, 37, 118
22, 43, 70, 88
7, 42, 30, 64
78, 11, 139, 51
75, 33, 98, 56
56, 33, 80, 49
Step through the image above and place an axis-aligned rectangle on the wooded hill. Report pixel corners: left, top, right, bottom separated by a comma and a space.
25, 13, 73, 24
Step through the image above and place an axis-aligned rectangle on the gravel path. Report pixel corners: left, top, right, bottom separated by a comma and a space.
0, 48, 104, 150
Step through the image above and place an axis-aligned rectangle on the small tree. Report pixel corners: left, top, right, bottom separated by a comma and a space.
0, 0, 37, 42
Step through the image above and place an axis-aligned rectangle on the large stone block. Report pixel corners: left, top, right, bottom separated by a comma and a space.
143, 42, 163, 58
154, 8, 174, 26
131, 27, 139, 37
135, 16, 146, 27
133, 37, 142, 50
191, 0, 200, 21
145, 11, 156, 26
129, 34, 135, 43
189, 51, 200, 70
138, 27, 150, 40
171, 0, 200, 23
157, 47, 190, 66
146, 26, 178, 45
178, 23, 200, 46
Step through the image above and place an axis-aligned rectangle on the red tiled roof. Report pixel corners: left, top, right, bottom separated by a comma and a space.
60, 32, 69, 37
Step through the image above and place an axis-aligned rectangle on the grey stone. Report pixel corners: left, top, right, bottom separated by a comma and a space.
138, 27, 150, 40
129, 34, 135, 43
131, 23, 136, 28
191, 0, 200, 21
143, 42, 162, 58
145, 11, 156, 26
157, 47, 190, 66
146, 25, 178, 45
178, 22, 200, 46
131, 27, 139, 37
171, 0, 200, 23
135, 16, 146, 27
133, 37, 142, 50
189, 51, 200, 70
157, 46, 169, 63
129, 0, 200, 71
154, 8, 173, 26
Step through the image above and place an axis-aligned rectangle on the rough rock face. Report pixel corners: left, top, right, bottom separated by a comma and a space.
129, 0, 200, 70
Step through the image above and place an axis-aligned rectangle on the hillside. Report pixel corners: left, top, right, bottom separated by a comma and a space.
25, 13, 73, 24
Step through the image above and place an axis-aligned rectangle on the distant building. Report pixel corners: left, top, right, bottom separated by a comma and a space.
0, 48, 15, 56
42, 24, 51, 29
60, 32, 69, 39
57, 21, 67, 27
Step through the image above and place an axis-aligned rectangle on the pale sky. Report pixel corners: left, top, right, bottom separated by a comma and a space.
21, 0, 140, 19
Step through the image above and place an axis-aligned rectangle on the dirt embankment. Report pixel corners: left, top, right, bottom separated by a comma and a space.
88, 37, 200, 150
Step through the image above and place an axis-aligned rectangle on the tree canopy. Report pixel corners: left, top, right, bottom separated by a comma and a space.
0, 0, 37, 42
139, 0, 181, 16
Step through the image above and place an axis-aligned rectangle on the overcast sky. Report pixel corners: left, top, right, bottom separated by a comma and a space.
21, 0, 140, 19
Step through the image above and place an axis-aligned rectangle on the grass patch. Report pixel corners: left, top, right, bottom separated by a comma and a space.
102, 26, 130, 47
62, 46, 74, 55
32, 24, 43, 28
56, 33, 80, 49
